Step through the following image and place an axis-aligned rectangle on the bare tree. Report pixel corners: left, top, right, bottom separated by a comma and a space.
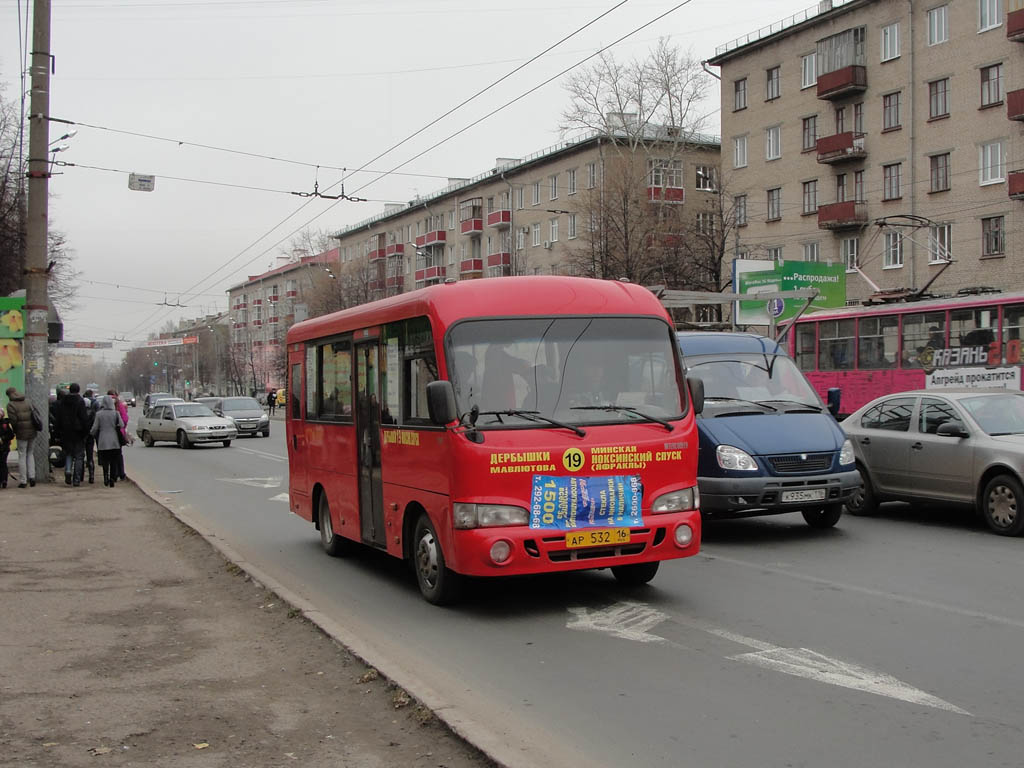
283, 227, 336, 260
305, 258, 373, 318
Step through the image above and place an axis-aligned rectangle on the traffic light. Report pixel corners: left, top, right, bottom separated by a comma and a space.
185, 379, 191, 388
153, 361, 159, 367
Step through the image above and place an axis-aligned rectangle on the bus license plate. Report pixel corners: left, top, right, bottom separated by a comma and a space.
565, 528, 631, 549
781, 489, 827, 503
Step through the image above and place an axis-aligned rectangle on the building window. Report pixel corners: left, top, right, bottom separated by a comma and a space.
767, 246, 783, 262
568, 214, 577, 239
765, 125, 781, 160
802, 180, 818, 214
816, 26, 866, 76
648, 158, 683, 188
982, 216, 1005, 256
854, 170, 865, 200
515, 186, 524, 209
734, 77, 747, 110
928, 5, 949, 44
735, 195, 747, 227
766, 66, 780, 100
836, 173, 847, 202
842, 237, 859, 271
883, 163, 902, 200
696, 212, 715, 235
586, 162, 597, 189
853, 102, 865, 133
696, 165, 715, 190
980, 140, 1005, 184
734, 135, 748, 168
516, 229, 525, 250
532, 222, 541, 246
835, 105, 846, 133
803, 242, 820, 262
549, 218, 559, 242
884, 231, 904, 267
801, 115, 818, 151
549, 174, 558, 200
567, 168, 577, 195
979, 0, 1003, 32
981, 63, 1003, 106
767, 187, 782, 221
930, 223, 952, 263
532, 181, 540, 205
801, 53, 817, 88
930, 153, 951, 192
881, 22, 900, 61
929, 78, 950, 119
882, 91, 902, 130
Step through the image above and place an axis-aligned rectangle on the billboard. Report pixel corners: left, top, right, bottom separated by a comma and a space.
733, 259, 847, 324
0, 296, 26, 416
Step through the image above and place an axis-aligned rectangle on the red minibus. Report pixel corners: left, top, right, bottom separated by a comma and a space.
285, 276, 702, 603
789, 289, 1024, 416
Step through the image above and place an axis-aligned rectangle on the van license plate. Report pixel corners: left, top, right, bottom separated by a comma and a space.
781, 489, 827, 503
565, 528, 630, 549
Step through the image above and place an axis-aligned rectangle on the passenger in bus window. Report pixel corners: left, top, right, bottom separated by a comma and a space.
927, 326, 945, 349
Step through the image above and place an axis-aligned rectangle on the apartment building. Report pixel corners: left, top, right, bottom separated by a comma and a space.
331, 128, 721, 300
709, 0, 1024, 302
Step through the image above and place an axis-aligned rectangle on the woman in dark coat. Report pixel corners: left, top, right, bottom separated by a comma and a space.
5, 387, 38, 487
89, 395, 124, 487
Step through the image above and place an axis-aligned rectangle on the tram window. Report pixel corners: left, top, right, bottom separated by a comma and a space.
795, 324, 816, 370
951, 307, 996, 348
901, 312, 945, 369
1003, 304, 1024, 365
857, 316, 899, 368
818, 319, 855, 371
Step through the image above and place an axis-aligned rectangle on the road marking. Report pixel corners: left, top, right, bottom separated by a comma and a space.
567, 601, 668, 643
237, 447, 286, 463
567, 601, 970, 714
217, 476, 282, 489
269, 493, 290, 503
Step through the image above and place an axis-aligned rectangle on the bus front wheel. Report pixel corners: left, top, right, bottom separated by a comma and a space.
611, 561, 660, 586
413, 514, 462, 605
318, 494, 352, 557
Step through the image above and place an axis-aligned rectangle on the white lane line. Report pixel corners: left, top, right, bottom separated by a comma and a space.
237, 447, 287, 463
217, 476, 282, 489
566, 601, 970, 715
702, 552, 1024, 631
269, 493, 290, 503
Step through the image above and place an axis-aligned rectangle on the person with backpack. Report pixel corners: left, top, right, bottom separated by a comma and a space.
4, 387, 38, 488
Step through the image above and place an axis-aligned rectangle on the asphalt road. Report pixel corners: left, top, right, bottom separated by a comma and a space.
123, 414, 1024, 768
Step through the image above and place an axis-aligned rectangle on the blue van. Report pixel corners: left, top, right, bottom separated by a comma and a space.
678, 332, 861, 528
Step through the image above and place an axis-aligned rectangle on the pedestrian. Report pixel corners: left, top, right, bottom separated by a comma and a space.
108, 389, 131, 481
83, 389, 98, 484
57, 382, 90, 486
90, 395, 124, 488
5, 387, 38, 488
267, 388, 276, 416
0, 411, 14, 489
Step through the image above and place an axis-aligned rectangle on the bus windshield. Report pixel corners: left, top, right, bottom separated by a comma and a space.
685, 352, 822, 408
447, 317, 682, 427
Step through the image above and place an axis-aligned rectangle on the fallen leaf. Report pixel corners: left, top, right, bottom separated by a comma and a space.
88, 746, 113, 755
42, 743, 57, 747
193, 742, 209, 749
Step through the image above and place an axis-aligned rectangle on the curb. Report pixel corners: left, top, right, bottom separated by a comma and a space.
131, 478, 546, 768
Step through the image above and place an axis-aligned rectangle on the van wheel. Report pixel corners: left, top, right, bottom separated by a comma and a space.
846, 468, 877, 516
611, 561, 660, 586
142, 431, 154, 447
802, 504, 843, 529
413, 514, 462, 605
982, 474, 1024, 536
318, 494, 353, 556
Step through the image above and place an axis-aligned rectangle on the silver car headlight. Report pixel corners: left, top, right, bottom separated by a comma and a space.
839, 438, 855, 466
717, 444, 758, 471
189, 425, 208, 431
453, 503, 529, 529
259, 415, 269, 423
652, 487, 700, 513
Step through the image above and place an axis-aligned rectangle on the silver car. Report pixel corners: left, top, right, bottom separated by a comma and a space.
136, 402, 237, 449
842, 389, 1024, 536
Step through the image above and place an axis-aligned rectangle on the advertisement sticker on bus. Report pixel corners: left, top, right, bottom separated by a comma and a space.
529, 474, 643, 530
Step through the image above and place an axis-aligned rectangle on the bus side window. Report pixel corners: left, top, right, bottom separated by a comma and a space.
290, 363, 301, 419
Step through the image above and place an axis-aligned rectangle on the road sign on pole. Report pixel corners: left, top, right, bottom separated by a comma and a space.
128, 173, 156, 192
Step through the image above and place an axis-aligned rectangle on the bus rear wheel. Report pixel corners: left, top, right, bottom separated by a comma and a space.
413, 514, 462, 605
611, 561, 660, 586
318, 494, 353, 557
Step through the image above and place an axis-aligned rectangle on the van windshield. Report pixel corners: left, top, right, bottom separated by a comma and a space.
685, 353, 821, 408
447, 317, 683, 427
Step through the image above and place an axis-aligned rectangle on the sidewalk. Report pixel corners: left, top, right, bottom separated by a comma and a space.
0, 479, 491, 768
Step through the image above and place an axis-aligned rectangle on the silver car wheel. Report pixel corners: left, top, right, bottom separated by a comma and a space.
988, 484, 1018, 528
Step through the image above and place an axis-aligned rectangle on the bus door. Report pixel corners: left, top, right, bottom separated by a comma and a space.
355, 340, 386, 548
287, 346, 308, 512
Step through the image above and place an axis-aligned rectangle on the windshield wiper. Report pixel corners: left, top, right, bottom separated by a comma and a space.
704, 396, 778, 412
476, 409, 586, 437
756, 399, 822, 412
570, 405, 674, 432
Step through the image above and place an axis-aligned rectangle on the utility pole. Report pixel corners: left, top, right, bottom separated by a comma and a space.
25, 0, 52, 480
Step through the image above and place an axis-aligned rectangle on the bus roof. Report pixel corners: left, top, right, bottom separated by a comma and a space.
795, 289, 1024, 323
287, 276, 670, 343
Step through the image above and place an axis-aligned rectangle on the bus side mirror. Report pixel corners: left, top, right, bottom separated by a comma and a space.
826, 388, 841, 418
687, 375, 705, 415
426, 380, 457, 426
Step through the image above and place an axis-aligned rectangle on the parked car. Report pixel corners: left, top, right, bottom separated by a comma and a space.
136, 401, 237, 449
678, 332, 861, 529
210, 396, 271, 437
842, 389, 1024, 536
121, 391, 137, 407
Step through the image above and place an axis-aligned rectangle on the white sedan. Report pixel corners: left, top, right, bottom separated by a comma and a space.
136, 402, 238, 449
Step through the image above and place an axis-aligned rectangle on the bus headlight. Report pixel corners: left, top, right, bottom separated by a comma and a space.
453, 503, 529, 529
717, 444, 758, 471
839, 439, 855, 466
652, 487, 699, 513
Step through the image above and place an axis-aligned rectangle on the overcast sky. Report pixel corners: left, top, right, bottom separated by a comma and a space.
2, 0, 810, 364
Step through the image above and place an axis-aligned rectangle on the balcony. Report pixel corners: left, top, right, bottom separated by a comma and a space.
816, 65, 867, 100
253, 298, 262, 305
460, 258, 484, 276
817, 200, 868, 230
647, 186, 685, 203
386, 275, 404, 289
385, 243, 405, 256
460, 218, 484, 235
1008, 170, 1024, 199
269, 316, 279, 325
415, 265, 446, 282
1009, 6, 1024, 41
415, 230, 446, 247
817, 132, 866, 164
487, 252, 511, 268
268, 294, 279, 303
1008, 89, 1024, 120
486, 209, 511, 228
368, 248, 386, 262
368, 279, 386, 291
